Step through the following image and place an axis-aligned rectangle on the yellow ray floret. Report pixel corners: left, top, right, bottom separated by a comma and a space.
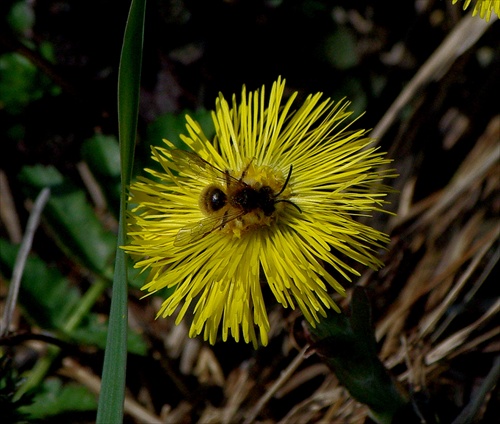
124, 77, 396, 348
452, 0, 500, 21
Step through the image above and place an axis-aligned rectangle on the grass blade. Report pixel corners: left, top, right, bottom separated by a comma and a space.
96, 1, 146, 423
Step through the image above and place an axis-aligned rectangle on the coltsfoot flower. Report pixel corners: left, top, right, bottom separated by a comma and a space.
125, 77, 395, 348
452, 0, 500, 21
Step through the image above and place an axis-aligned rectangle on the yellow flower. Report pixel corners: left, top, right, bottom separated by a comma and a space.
452, 0, 500, 21
125, 77, 395, 348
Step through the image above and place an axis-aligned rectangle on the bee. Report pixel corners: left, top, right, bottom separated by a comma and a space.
171, 149, 301, 246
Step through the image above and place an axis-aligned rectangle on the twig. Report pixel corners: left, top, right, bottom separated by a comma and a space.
243, 345, 309, 424
371, 13, 496, 142
0, 188, 51, 336
451, 355, 500, 424
60, 358, 164, 424
426, 298, 500, 365
419, 229, 500, 339
0, 170, 22, 243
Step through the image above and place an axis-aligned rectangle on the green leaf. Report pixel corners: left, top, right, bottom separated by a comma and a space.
82, 134, 121, 177
7, 1, 35, 35
307, 287, 409, 423
19, 378, 97, 419
0, 46, 59, 115
18, 165, 116, 279
146, 108, 214, 150
0, 239, 146, 355
81, 134, 122, 217
331, 77, 367, 118
71, 314, 147, 356
324, 26, 359, 70
141, 108, 215, 174
0, 238, 80, 330
97, 0, 146, 423
0, 356, 36, 424
0, 53, 40, 114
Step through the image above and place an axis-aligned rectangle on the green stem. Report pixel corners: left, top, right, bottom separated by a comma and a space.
15, 277, 109, 399
63, 277, 108, 333
307, 287, 409, 423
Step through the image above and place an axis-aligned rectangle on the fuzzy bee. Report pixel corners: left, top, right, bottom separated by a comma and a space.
170, 149, 301, 246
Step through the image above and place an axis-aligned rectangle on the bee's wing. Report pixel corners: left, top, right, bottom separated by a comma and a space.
170, 149, 226, 182
174, 209, 244, 247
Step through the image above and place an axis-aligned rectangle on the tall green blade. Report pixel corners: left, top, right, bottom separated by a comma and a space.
96, 1, 146, 423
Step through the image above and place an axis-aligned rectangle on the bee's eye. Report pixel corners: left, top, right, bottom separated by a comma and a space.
210, 189, 227, 211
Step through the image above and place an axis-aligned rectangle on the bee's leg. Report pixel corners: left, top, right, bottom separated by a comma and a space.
220, 210, 229, 228
239, 158, 255, 181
